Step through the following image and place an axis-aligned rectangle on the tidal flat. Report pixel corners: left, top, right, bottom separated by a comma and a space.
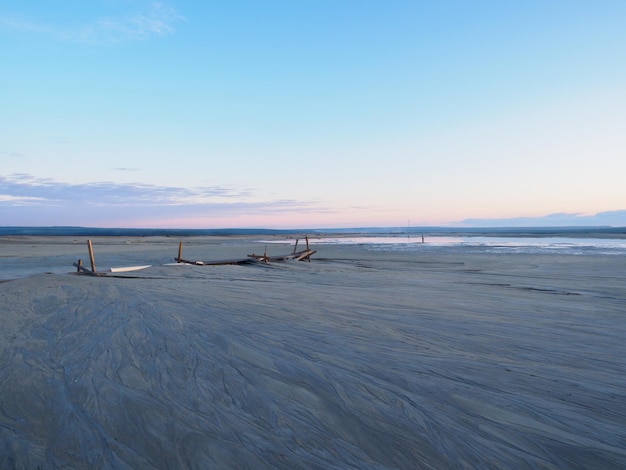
1, 237, 625, 468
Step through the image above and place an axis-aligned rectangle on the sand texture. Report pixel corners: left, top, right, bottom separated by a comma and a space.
1, 237, 625, 468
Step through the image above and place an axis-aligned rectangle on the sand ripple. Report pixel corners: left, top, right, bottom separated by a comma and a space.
1, 251, 626, 468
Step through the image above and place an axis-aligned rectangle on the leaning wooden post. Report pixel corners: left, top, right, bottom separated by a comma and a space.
87, 239, 96, 273
177, 241, 183, 263
305, 235, 311, 262
293, 238, 299, 254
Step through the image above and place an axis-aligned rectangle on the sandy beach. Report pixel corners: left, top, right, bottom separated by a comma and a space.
1, 236, 625, 468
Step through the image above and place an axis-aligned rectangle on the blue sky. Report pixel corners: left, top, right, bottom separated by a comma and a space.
1, 1, 625, 228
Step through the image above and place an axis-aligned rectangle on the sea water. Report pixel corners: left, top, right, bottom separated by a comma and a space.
301, 235, 626, 255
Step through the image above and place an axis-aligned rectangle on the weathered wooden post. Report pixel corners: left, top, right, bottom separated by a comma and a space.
177, 241, 183, 263
76, 259, 83, 272
87, 239, 96, 273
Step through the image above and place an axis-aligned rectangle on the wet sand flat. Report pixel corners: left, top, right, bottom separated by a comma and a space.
1, 237, 625, 468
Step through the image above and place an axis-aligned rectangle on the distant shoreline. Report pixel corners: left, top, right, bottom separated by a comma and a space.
1, 225, 625, 239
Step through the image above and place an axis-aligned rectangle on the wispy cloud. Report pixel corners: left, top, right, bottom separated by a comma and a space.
0, 195, 46, 204
114, 167, 141, 172
1, 151, 24, 159
0, 174, 325, 226
0, 14, 56, 35
88, 2, 183, 43
1, 174, 241, 206
0, 2, 184, 44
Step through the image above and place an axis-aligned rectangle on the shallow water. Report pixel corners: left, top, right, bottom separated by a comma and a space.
271, 234, 626, 256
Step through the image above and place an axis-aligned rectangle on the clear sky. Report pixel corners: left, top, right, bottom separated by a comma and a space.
2, 1, 625, 228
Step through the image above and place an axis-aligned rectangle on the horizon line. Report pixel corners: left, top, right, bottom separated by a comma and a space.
1, 225, 625, 236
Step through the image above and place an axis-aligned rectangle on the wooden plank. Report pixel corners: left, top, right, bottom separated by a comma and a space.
295, 250, 316, 261
201, 258, 256, 266
109, 265, 152, 273
250, 254, 286, 261
175, 258, 255, 266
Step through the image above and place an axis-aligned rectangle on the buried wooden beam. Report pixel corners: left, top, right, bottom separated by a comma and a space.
73, 258, 95, 275
73, 261, 96, 275
176, 240, 254, 265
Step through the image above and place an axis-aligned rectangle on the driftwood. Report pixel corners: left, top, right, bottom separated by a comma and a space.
175, 258, 257, 266
74, 237, 316, 277
175, 241, 256, 266
248, 236, 316, 263
74, 240, 151, 276
74, 259, 97, 276
73, 241, 103, 276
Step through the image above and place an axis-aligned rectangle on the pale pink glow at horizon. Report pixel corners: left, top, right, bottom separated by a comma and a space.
112, 213, 424, 230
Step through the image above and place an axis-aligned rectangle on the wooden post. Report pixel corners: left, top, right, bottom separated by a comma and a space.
305, 235, 311, 262
76, 259, 83, 272
293, 238, 299, 254
177, 241, 183, 263
87, 239, 96, 273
